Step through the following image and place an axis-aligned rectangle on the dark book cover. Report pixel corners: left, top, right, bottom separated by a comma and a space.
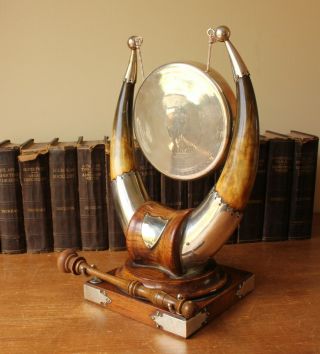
49, 139, 81, 251
18, 138, 58, 253
0, 140, 27, 253
105, 138, 126, 251
187, 173, 215, 209
262, 131, 294, 241
288, 131, 319, 239
160, 174, 188, 210
77, 138, 108, 250
134, 144, 161, 202
238, 136, 268, 243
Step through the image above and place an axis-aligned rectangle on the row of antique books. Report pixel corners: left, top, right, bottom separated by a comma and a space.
0, 130, 318, 254
156, 129, 318, 244
239, 130, 318, 243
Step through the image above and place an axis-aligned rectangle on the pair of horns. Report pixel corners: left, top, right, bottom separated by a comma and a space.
110, 26, 259, 274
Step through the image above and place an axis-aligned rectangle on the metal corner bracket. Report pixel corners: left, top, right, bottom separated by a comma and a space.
151, 309, 209, 338
84, 283, 112, 306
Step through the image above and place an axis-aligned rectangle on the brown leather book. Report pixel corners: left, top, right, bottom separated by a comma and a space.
262, 131, 294, 241
77, 138, 108, 250
105, 138, 125, 251
18, 138, 58, 253
288, 131, 319, 239
49, 139, 81, 251
0, 140, 29, 253
134, 144, 161, 202
160, 175, 188, 210
238, 136, 268, 243
187, 173, 214, 208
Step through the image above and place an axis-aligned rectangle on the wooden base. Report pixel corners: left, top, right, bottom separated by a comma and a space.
83, 265, 254, 338
116, 259, 228, 299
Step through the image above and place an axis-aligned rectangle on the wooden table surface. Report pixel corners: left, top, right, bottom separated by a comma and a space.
1, 215, 319, 354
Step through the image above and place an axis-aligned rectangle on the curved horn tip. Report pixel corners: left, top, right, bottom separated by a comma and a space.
215, 26, 231, 42
127, 36, 143, 50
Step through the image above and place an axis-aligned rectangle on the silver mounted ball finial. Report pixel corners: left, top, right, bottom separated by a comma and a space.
127, 36, 143, 50
214, 26, 231, 42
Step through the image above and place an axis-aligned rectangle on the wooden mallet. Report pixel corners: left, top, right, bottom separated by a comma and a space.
57, 249, 198, 319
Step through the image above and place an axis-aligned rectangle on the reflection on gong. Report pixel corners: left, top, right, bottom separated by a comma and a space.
58, 25, 259, 338
134, 63, 235, 180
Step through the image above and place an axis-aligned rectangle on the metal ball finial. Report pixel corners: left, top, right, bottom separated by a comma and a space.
127, 36, 143, 50
215, 26, 231, 42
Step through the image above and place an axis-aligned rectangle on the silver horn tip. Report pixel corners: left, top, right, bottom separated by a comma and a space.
215, 26, 231, 42
127, 36, 143, 50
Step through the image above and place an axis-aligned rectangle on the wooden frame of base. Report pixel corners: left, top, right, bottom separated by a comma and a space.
83, 266, 254, 338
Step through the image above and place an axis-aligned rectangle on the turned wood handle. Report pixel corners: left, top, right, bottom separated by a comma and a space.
57, 249, 198, 319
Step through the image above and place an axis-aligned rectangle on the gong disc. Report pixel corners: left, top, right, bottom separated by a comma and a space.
134, 62, 234, 180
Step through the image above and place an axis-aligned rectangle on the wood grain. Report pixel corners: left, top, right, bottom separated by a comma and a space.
57, 249, 198, 319
126, 201, 192, 275
116, 259, 228, 299
0, 214, 319, 354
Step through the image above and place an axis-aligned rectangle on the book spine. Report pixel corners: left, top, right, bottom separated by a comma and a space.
135, 147, 161, 202
160, 174, 188, 210
105, 148, 126, 251
19, 153, 53, 252
77, 145, 108, 250
187, 173, 214, 208
238, 139, 268, 243
288, 138, 319, 239
262, 139, 294, 241
0, 148, 25, 253
49, 147, 81, 251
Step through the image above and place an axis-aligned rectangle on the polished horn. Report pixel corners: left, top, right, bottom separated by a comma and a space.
110, 27, 259, 275
180, 26, 259, 270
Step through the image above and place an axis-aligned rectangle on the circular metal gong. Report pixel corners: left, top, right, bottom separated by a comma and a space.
134, 62, 234, 180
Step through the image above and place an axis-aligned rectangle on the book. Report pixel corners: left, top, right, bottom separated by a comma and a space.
288, 131, 319, 239
135, 144, 161, 202
18, 138, 58, 253
187, 173, 214, 209
160, 175, 188, 210
105, 138, 126, 250
77, 138, 108, 250
262, 131, 294, 241
238, 136, 268, 243
49, 139, 81, 251
0, 140, 29, 253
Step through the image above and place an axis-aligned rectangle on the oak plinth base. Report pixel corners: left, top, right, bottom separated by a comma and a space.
115, 259, 228, 299
83, 265, 254, 338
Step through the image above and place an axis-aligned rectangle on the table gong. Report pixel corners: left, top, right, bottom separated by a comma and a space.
57, 25, 259, 338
